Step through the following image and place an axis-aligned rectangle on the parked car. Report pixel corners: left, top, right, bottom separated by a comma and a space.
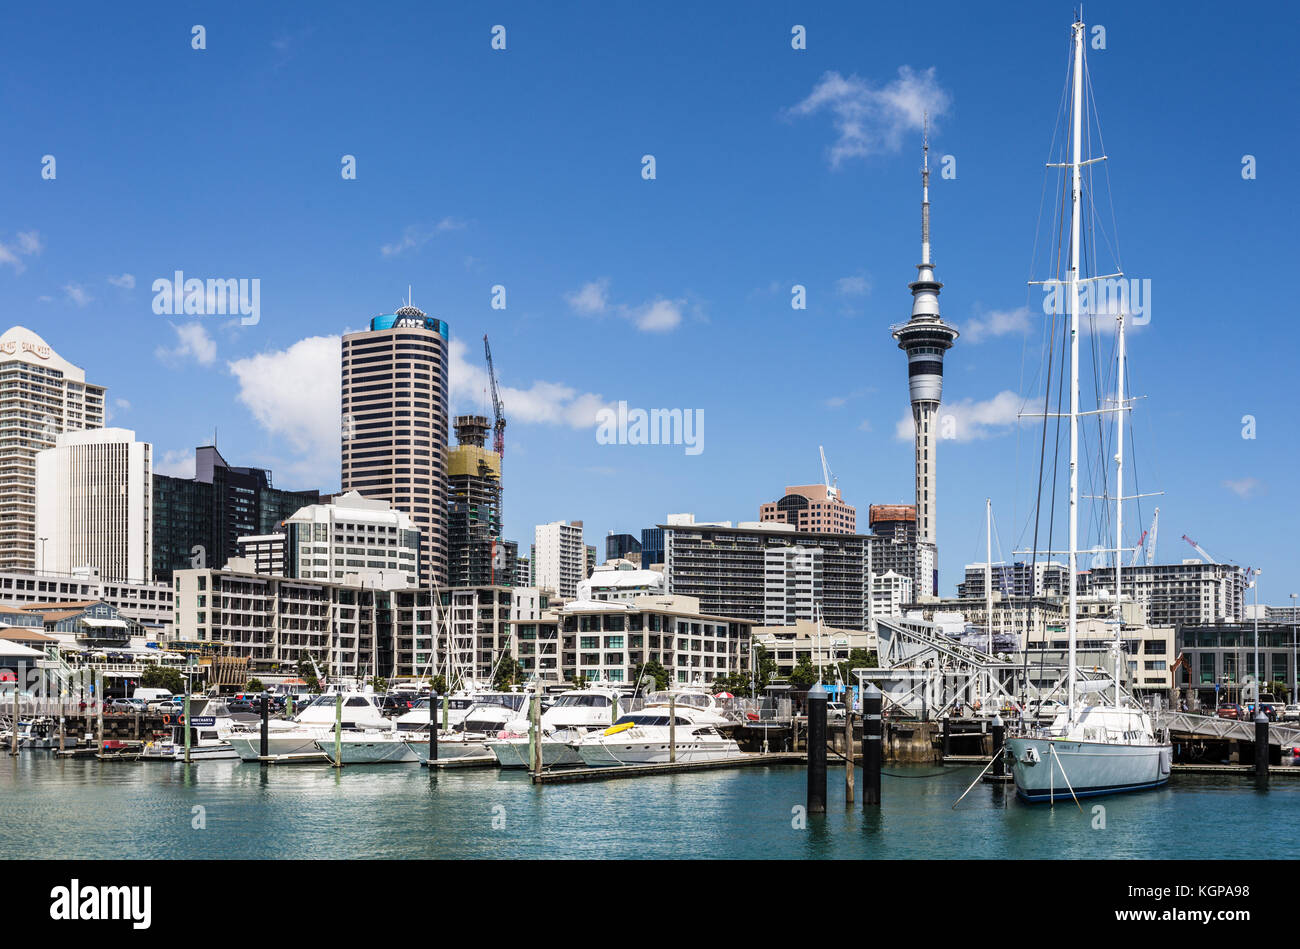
1216, 703, 1243, 720
155, 700, 184, 715
1283, 704, 1300, 723
108, 698, 141, 713
1244, 703, 1278, 722
826, 701, 847, 722
227, 699, 259, 714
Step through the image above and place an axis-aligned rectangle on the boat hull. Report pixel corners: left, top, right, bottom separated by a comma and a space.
1006, 736, 1172, 802
227, 732, 329, 761
316, 738, 419, 764
578, 738, 745, 768
140, 742, 240, 761
489, 737, 583, 769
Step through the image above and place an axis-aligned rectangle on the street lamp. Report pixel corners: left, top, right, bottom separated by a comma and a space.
1291, 592, 1297, 704
1251, 568, 1263, 720
39, 537, 47, 574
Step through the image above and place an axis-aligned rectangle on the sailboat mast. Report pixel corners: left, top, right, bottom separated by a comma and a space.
1066, 17, 1085, 721
985, 498, 993, 656
1114, 312, 1126, 706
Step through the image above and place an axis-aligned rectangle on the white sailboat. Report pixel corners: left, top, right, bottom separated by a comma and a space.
1005, 15, 1171, 803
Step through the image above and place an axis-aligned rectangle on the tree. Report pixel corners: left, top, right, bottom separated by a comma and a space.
493, 653, 526, 691
710, 670, 752, 696
368, 675, 388, 693
571, 672, 589, 688
631, 658, 670, 692
246, 677, 265, 693
788, 656, 819, 690
430, 675, 447, 695
834, 648, 878, 686
140, 664, 185, 695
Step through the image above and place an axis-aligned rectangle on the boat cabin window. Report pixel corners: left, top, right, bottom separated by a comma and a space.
613, 714, 690, 727
555, 694, 610, 708
345, 697, 371, 708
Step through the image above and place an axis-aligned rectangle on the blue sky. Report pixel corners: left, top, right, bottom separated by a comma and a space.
2, 1, 1296, 597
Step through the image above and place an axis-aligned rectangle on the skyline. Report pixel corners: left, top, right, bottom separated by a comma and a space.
2, 1, 1296, 596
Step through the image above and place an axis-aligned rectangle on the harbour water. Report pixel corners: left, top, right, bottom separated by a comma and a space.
3, 755, 1296, 859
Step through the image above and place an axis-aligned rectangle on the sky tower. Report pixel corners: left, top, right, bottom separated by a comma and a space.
891, 121, 958, 546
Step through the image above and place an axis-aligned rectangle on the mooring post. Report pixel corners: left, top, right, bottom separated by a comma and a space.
530, 681, 542, 775
183, 690, 191, 764
669, 695, 677, 763
429, 691, 439, 766
991, 713, 1006, 777
806, 682, 828, 815
9, 680, 17, 755
96, 671, 104, 756
1255, 710, 1269, 782
260, 694, 270, 760
863, 683, 882, 807
942, 715, 951, 762
333, 693, 343, 768
845, 711, 856, 804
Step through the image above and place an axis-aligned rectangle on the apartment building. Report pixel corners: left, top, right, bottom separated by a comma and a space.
760, 483, 857, 534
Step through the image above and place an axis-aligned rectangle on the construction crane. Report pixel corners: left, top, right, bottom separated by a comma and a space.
483, 335, 505, 457
819, 446, 838, 499
1182, 533, 1217, 565
1131, 507, 1159, 566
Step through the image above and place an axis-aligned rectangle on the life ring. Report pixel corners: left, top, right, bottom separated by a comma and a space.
162, 713, 173, 725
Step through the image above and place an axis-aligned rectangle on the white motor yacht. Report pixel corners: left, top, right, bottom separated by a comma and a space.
141, 718, 240, 761
316, 728, 420, 765
539, 685, 623, 733
576, 708, 744, 767
487, 720, 585, 769
225, 690, 388, 760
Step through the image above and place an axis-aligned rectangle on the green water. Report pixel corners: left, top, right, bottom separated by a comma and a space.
2, 754, 1295, 859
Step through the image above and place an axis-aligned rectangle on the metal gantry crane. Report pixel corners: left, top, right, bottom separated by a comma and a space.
483, 334, 505, 457
1182, 533, 1217, 565
819, 445, 838, 499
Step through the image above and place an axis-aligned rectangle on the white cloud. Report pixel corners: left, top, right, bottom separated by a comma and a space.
1223, 477, 1264, 499
565, 279, 611, 315
154, 449, 196, 479
156, 322, 217, 366
858, 419, 873, 432
381, 219, 467, 257
0, 230, 43, 273
895, 390, 1022, 442
63, 283, 92, 307
228, 336, 342, 483
108, 273, 136, 289
115, 398, 131, 410
632, 299, 683, 332
836, 273, 871, 297
961, 306, 1031, 343
448, 338, 610, 427
565, 279, 686, 333
788, 67, 951, 168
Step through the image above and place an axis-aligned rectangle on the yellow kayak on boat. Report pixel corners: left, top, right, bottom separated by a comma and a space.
603, 721, 635, 737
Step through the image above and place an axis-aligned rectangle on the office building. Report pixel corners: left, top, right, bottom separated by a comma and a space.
664, 519, 869, 630
866, 505, 936, 600
235, 534, 288, 577
0, 566, 172, 636
446, 414, 510, 587
958, 561, 1067, 600
284, 491, 420, 587
760, 483, 856, 533
0, 326, 106, 572
341, 303, 450, 585
640, 527, 665, 568
1176, 621, 1300, 709
152, 445, 318, 581
605, 531, 642, 563
35, 428, 152, 584
1080, 561, 1247, 629
534, 520, 586, 598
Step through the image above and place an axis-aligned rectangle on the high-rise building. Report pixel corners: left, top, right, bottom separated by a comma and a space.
640, 527, 665, 568
760, 484, 857, 533
664, 520, 869, 630
958, 561, 1067, 600
605, 531, 642, 562
446, 415, 510, 587
1080, 561, 1246, 629
866, 504, 937, 600
341, 304, 450, 585
534, 520, 585, 598
152, 445, 318, 581
514, 555, 531, 588
35, 428, 152, 583
0, 326, 106, 572
891, 133, 958, 549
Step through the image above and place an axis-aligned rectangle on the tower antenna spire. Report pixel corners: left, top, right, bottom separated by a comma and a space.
921, 112, 931, 265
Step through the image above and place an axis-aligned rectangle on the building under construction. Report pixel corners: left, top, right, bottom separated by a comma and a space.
446, 415, 515, 587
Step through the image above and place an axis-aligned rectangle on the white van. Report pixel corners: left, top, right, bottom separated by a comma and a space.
132, 687, 173, 708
